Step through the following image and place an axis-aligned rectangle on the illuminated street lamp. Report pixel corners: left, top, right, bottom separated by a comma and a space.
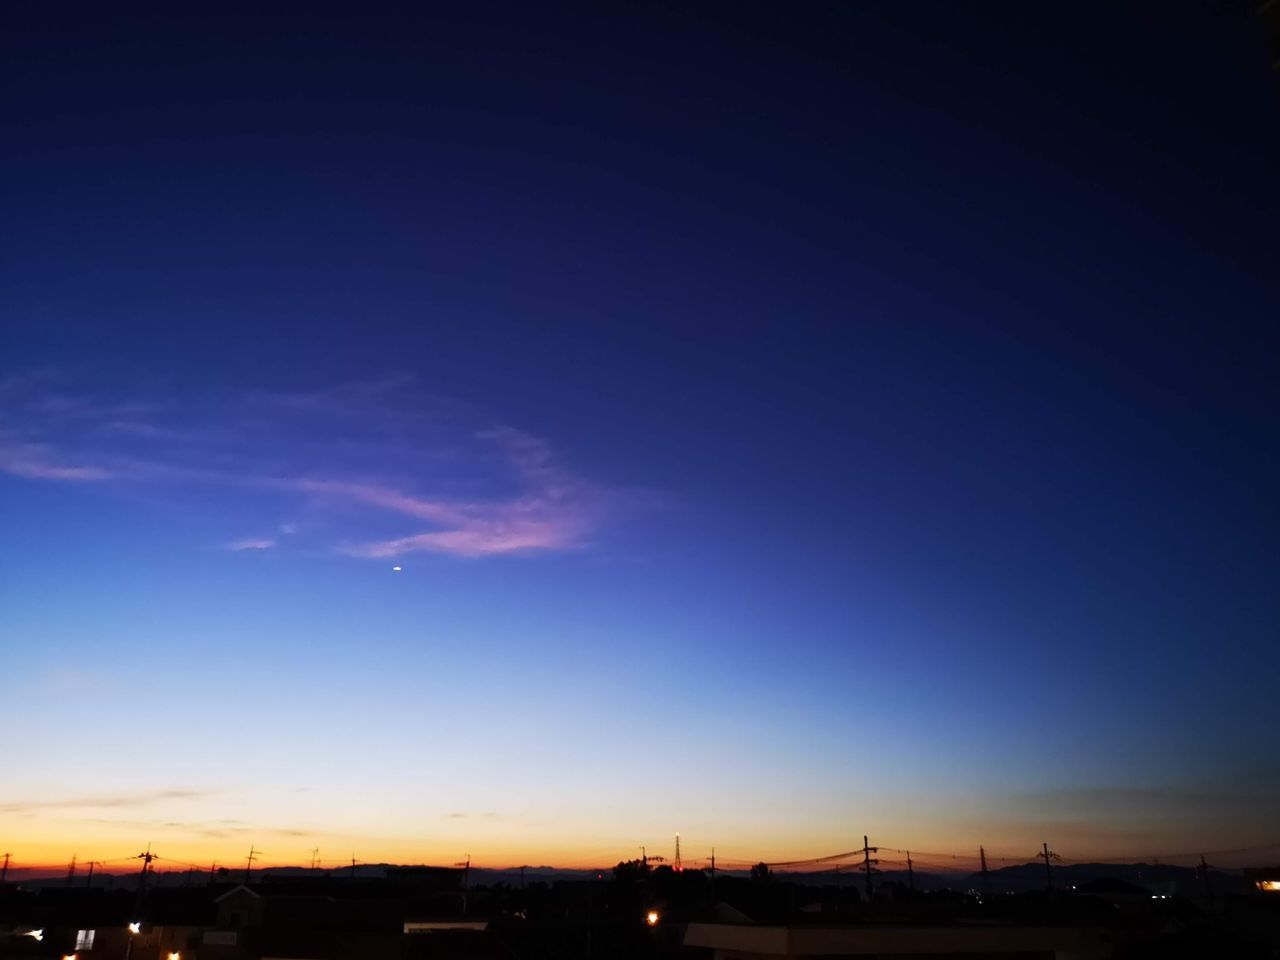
168, 952, 181, 960
23, 930, 43, 942
646, 910, 659, 926
125, 921, 142, 960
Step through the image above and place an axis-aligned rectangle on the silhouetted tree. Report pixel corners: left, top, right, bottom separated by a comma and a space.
751, 862, 771, 883
613, 859, 649, 883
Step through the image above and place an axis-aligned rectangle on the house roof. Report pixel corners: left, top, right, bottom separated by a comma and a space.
215, 885, 261, 902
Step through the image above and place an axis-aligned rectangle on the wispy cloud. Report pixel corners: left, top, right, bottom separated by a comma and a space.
342, 520, 578, 558
227, 538, 276, 551
100, 419, 182, 439
76, 817, 312, 840
0, 445, 113, 480
316, 449, 595, 558
0, 788, 209, 815
0, 374, 619, 559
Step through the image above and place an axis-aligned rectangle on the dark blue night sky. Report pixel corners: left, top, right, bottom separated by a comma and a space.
2, 4, 1277, 866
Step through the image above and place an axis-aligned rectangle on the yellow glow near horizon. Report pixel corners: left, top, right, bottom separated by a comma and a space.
4, 800, 1278, 877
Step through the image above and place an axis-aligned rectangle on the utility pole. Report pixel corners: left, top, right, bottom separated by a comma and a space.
350, 855, 358, 881
979, 846, 989, 896
310, 848, 320, 871
1198, 855, 1213, 897
129, 842, 156, 959
66, 855, 77, 887
243, 846, 258, 885
674, 834, 682, 872
135, 846, 155, 896
906, 851, 915, 894
463, 855, 471, 915
710, 848, 716, 899
861, 835, 878, 900
86, 861, 98, 888
640, 846, 647, 869
1, 852, 9, 884
207, 862, 217, 886
1041, 843, 1054, 892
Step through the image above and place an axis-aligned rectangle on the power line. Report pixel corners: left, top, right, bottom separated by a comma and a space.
17, 836, 1280, 882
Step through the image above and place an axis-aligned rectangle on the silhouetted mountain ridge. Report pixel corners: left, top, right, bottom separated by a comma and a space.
5, 860, 1254, 895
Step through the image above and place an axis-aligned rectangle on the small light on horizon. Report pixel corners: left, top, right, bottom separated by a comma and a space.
646, 910, 659, 926
128, 922, 141, 934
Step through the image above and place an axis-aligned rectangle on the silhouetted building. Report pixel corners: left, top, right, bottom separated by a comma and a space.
0, 871, 490, 960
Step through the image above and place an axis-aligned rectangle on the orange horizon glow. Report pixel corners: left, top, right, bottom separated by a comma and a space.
4, 835, 1276, 878
5, 779, 1276, 880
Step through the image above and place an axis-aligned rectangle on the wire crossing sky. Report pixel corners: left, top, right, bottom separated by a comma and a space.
1, 4, 1278, 869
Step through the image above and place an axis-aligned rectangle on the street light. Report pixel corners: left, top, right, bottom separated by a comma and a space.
125, 921, 142, 960
23, 930, 43, 942
646, 910, 659, 926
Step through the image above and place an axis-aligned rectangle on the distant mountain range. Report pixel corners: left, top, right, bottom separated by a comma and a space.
774, 861, 1254, 896
5, 859, 1256, 895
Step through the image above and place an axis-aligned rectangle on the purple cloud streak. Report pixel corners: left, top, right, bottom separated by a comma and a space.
0, 376, 611, 559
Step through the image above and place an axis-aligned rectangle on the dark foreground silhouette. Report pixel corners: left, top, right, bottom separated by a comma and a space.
3, 858, 1280, 959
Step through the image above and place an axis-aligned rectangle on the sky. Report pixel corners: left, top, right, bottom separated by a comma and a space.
2, 4, 1279, 875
